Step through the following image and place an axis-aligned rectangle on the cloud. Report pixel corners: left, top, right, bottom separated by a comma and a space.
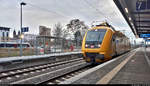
0, 0, 135, 39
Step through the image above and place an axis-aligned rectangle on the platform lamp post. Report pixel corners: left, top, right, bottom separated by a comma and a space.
20, 2, 26, 56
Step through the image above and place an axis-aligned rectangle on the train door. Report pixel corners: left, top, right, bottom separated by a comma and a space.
111, 35, 116, 56
115, 37, 120, 55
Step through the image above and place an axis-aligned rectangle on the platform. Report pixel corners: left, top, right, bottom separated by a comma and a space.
0, 51, 81, 72
61, 47, 150, 84
108, 47, 150, 84
0, 51, 81, 64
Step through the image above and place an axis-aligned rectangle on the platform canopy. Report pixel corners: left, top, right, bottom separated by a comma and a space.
113, 0, 150, 38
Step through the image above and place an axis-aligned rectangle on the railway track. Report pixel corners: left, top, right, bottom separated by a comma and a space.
43, 65, 94, 84
0, 57, 87, 84
43, 51, 134, 84
0, 51, 134, 84
0, 50, 133, 84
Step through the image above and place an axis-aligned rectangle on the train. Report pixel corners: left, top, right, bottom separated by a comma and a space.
0, 42, 31, 48
81, 22, 131, 64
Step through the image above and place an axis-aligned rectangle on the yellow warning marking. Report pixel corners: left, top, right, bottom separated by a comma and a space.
96, 49, 138, 84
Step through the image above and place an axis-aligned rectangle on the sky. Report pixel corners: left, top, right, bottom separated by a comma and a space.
0, 0, 143, 43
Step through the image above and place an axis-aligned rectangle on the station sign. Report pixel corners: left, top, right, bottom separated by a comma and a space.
140, 34, 150, 38
136, 0, 150, 11
144, 38, 150, 42
146, 39, 150, 42
21, 27, 29, 32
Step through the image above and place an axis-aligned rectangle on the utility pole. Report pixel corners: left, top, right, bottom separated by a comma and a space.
20, 2, 26, 56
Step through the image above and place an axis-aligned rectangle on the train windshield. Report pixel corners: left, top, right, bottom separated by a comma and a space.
86, 29, 106, 43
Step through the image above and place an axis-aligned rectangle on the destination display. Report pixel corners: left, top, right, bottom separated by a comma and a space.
140, 34, 150, 38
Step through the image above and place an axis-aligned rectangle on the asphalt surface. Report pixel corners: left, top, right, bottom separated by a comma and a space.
109, 48, 150, 84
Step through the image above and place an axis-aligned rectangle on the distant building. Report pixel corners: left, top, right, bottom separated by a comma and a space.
39, 26, 51, 36
23, 34, 37, 41
0, 27, 10, 42
23, 34, 38, 46
37, 26, 52, 53
13, 30, 21, 39
13, 30, 17, 39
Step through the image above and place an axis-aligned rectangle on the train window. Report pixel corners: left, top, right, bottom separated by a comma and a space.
86, 29, 106, 43
14, 44, 17, 48
21, 44, 30, 48
0, 44, 4, 47
27, 44, 29, 47
17, 44, 20, 47
6, 44, 14, 47
20, 44, 25, 48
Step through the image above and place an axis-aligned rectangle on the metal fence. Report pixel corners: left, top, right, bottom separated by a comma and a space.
35, 36, 81, 55
0, 36, 82, 57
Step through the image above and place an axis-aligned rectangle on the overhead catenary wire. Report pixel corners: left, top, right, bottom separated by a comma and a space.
83, 0, 135, 38
83, 0, 116, 26
83, 0, 127, 29
25, 2, 71, 19
22, 0, 110, 23
22, 1, 133, 37
24, 1, 96, 27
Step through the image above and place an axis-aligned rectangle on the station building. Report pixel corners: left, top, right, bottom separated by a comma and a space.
0, 27, 10, 42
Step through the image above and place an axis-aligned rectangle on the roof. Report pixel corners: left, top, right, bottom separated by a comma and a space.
0, 27, 10, 31
0, 42, 30, 44
36, 35, 68, 40
113, 0, 150, 38
114, 31, 127, 38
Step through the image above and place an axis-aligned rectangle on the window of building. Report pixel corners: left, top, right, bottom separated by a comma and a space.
2, 32, 5, 40
7, 32, 9, 40
2, 32, 5, 37
7, 32, 9, 37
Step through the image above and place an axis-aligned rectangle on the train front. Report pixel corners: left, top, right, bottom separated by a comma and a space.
81, 28, 107, 63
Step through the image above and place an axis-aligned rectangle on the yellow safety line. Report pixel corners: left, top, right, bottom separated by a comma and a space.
96, 49, 139, 84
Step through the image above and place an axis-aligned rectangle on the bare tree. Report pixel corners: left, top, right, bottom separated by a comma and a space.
53, 22, 63, 38
53, 22, 69, 39
66, 19, 89, 47
67, 19, 81, 33
62, 28, 70, 38
53, 22, 70, 50
66, 19, 88, 35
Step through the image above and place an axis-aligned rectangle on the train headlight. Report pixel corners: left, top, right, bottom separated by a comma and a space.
98, 44, 101, 48
85, 44, 88, 48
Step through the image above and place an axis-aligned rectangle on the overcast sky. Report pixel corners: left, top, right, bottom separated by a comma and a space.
0, 0, 142, 42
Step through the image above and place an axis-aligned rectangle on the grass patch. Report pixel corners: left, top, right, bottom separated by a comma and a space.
0, 48, 35, 58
